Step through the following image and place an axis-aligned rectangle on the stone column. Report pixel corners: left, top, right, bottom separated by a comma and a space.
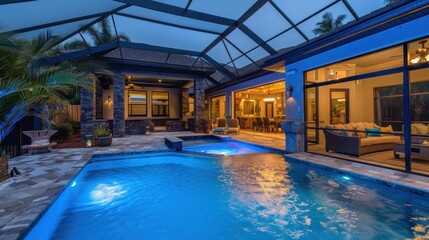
80, 77, 95, 141
194, 77, 206, 126
113, 72, 125, 137
181, 88, 190, 118
95, 79, 103, 119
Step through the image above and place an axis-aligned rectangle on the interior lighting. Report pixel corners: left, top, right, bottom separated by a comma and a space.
410, 40, 429, 64
263, 86, 275, 102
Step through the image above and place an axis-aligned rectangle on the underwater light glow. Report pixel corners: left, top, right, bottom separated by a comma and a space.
90, 182, 126, 206
71, 181, 77, 187
342, 176, 351, 180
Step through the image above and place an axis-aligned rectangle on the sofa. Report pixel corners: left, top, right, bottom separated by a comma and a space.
323, 122, 401, 156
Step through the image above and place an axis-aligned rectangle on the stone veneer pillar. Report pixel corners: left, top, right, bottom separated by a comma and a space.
95, 79, 103, 119
113, 72, 125, 137
194, 77, 206, 125
80, 77, 95, 141
181, 88, 190, 118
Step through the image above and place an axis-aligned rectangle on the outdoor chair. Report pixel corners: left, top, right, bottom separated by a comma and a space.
255, 117, 264, 132
227, 119, 240, 135
263, 117, 277, 133
213, 118, 227, 134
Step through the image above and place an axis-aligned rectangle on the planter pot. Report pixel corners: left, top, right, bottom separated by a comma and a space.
0, 155, 10, 182
202, 124, 210, 134
96, 135, 112, 147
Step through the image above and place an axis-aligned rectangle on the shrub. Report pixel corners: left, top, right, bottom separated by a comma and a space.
69, 122, 81, 132
93, 126, 111, 139
51, 123, 73, 142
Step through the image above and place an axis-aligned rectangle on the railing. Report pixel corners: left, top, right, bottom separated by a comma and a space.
0, 117, 34, 158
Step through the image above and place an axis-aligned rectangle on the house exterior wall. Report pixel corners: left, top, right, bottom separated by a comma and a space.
284, 14, 429, 153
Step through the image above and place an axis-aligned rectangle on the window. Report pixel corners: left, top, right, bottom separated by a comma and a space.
128, 91, 147, 116
152, 91, 169, 117
305, 46, 403, 85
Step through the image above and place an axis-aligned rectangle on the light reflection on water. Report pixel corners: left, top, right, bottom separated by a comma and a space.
218, 153, 429, 240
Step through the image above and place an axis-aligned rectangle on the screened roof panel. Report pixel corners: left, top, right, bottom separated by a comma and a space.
267, 29, 306, 52
244, 2, 292, 41
297, 2, 354, 39
113, 15, 219, 51
167, 54, 196, 66
13, 18, 97, 40
237, 62, 259, 76
152, 0, 189, 8
347, 0, 387, 17
0, 0, 123, 32
119, 6, 228, 33
188, 0, 257, 20
246, 47, 270, 62
226, 28, 258, 53
80, 16, 118, 47
272, 0, 335, 24
207, 41, 232, 65
230, 55, 253, 69
224, 41, 242, 61
60, 33, 87, 51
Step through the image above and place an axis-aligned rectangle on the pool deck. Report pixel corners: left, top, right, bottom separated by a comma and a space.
1, 132, 429, 239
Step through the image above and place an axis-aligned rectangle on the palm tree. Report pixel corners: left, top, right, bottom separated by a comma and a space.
63, 18, 130, 50
312, 12, 347, 36
0, 31, 93, 144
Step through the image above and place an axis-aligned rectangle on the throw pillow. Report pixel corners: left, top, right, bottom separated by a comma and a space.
353, 122, 366, 138
365, 127, 381, 137
413, 123, 429, 134
380, 125, 393, 136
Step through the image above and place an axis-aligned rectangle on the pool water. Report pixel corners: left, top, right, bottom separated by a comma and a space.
183, 140, 269, 155
25, 152, 429, 240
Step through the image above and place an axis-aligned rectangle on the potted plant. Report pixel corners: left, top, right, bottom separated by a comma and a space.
198, 119, 210, 134
93, 126, 112, 147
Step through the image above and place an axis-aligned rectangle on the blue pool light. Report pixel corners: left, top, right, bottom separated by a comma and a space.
342, 176, 351, 180
71, 181, 77, 187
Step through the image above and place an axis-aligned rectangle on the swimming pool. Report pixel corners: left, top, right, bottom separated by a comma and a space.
24, 150, 429, 239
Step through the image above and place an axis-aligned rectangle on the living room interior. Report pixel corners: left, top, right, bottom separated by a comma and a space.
305, 37, 429, 175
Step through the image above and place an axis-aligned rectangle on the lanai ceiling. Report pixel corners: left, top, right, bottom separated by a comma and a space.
1, 0, 393, 86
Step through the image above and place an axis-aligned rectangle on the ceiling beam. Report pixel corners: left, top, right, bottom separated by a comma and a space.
200, 0, 268, 57
238, 25, 277, 55
115, 12, 222, 35
7, 12, 107, 34
0, 0, 33, 4
115, 0, 236, 26
39, 41, 120, 65
52, 4, 131, 48
202, 54, 236, 80
103, 58, 218, 82
118, 41, 201, 56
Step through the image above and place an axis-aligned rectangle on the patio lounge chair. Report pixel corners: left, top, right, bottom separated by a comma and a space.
21, 130, 57, 154
213, 118, 227, 134
227, 119, 240, 134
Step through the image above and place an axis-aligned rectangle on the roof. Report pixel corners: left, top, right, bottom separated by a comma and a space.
0, 0, 401, 85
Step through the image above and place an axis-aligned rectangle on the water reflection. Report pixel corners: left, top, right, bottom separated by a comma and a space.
219, 153, 312, 239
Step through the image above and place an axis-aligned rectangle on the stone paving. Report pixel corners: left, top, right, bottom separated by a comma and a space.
0, 131, 429, 239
